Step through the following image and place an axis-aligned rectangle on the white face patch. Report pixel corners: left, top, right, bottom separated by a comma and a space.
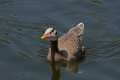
44, 27, 54, 34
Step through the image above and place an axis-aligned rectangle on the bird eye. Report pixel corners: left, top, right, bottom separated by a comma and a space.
51, 29, 54, 32
50, 29, 54, 34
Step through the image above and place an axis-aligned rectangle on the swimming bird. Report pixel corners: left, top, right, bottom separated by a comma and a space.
41, 22, 85, 61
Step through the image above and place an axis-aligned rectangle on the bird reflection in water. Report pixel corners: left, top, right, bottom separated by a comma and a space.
48, 56, 85, 80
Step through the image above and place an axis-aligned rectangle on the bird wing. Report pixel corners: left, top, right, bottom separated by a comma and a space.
58, 22, 84, 55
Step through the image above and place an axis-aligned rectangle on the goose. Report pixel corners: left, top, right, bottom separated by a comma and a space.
40, 22, 85, 61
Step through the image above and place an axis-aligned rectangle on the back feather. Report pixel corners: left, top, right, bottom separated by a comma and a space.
58, 22, 85, 58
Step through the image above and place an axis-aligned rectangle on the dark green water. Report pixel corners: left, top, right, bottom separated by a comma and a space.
0, 0, 120, 80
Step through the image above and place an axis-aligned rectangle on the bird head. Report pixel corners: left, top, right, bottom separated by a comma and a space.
41, 27, 57, 41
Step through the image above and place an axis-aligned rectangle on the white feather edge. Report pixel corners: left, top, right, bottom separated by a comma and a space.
77, 22, 84, 35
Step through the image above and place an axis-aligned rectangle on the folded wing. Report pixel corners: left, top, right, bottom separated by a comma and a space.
58, 22, 85, 55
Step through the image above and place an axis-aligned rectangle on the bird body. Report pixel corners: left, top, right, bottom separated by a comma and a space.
41, 22, 85, 61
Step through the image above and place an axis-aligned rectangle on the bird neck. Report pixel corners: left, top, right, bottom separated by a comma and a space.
50, 39, 58, 53
50, 38, 58, 61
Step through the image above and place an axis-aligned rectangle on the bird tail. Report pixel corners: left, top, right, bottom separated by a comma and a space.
76, 22, 85, 36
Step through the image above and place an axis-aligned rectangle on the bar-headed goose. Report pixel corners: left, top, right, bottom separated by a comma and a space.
41, 22, 85, 61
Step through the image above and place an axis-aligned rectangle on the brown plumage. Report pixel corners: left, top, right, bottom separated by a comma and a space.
41, 22, 85, 61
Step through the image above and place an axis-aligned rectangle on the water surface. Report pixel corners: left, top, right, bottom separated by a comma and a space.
0, 0, 120, 80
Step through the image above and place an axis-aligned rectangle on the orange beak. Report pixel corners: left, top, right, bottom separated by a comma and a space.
40, 33, 49, 40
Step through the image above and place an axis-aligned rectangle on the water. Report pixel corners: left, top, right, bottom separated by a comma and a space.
0, 0, 120, 80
